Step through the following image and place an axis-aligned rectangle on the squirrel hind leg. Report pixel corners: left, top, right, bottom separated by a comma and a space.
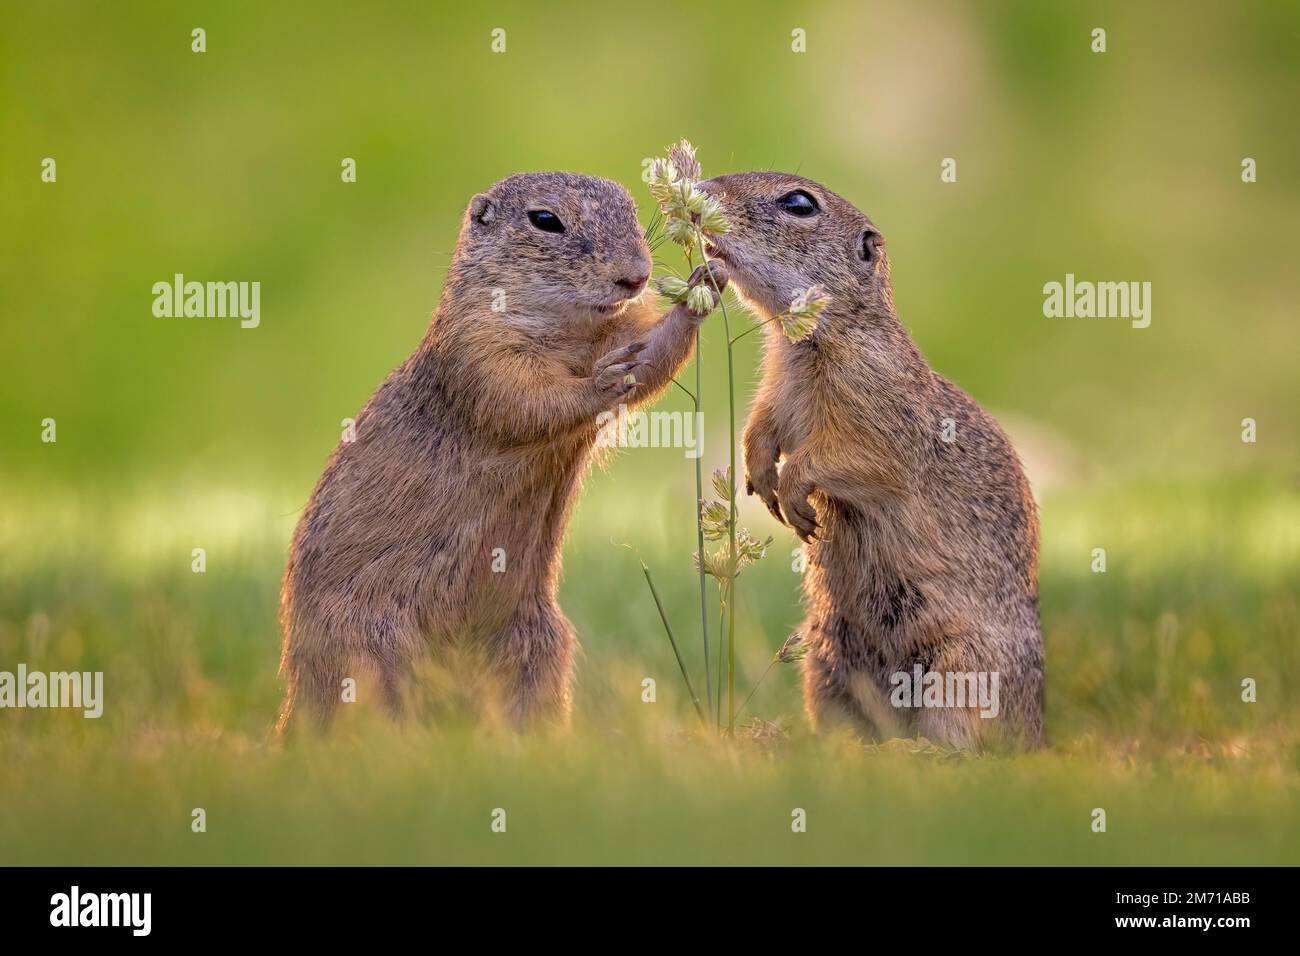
803, 650, 897, 741
276, 646, 348, 735
491, 609, 576, 730
914, 705, 983, 752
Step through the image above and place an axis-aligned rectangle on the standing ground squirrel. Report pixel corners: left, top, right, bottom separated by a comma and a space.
700, 172, 1044, 749
278, 172, 726, 732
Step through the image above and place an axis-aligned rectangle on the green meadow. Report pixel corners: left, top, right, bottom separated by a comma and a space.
2, 2, 1297, 864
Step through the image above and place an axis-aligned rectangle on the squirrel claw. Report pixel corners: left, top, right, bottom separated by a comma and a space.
746, 473, 784, 525
686, 261, 730, 300
785, 507, 817, 541
594, 355, 642, 398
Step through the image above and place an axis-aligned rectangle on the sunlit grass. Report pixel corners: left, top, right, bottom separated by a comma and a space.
2, 0, 1298, 864
1, 472, 1297, 864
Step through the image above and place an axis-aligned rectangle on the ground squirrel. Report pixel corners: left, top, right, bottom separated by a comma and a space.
700, 172, 1043, 749
278, 172, 726, 731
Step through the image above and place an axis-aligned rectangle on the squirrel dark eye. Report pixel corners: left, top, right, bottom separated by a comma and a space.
778, 191, 819, 217
527, 209, 565, 234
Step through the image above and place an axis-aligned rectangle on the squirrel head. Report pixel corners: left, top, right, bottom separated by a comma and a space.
450, 172, 652, 327
698, 172, 891, 324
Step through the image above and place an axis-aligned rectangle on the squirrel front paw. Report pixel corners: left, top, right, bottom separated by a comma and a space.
593, 340, 647, 401
776, 459, 820, 543
743, 427, 783, 524
684, 260, 729, 318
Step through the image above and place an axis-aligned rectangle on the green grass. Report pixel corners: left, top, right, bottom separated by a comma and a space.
2, 472, 1297, 865
2, 0, 1298, 865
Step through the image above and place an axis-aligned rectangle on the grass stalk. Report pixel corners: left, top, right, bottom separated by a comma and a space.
700, 251, 740, 734
715, 600, 726, 727
735, 660, 777, 722
688, 249, 714, 726
640, 560, 706, 725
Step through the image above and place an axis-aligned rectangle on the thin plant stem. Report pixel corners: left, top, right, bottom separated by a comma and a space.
715, 599, 726, 728
667, 375, 696, 404
729, 314, 782, 347
640, 561, 705, 725
699, 246, 739, 733
735, 659, 777, 722
726, 580, 735, 734
688, 245, 714, 726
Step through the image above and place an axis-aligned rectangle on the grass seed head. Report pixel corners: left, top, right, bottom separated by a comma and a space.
775, 633, 809, 664
665, 216, 697, 251
686, 283, 715, 316
646, 139, 730, 252
700, 500, 729, 540
668, 139, 701, 181
656, 275, 690, 302
699, 196, 731, 236
710, 467, 734, 502
778, 284, 830, 342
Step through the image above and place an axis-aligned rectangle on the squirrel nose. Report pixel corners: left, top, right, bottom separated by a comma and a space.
615, 273, 649, 296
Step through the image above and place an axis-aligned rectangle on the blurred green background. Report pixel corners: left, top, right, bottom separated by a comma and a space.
1, 1, 1298, 865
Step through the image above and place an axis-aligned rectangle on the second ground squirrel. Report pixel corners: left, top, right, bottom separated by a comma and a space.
701, 171, 1043, 749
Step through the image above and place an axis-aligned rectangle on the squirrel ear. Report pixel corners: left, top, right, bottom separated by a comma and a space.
470, 194, 498, 227
858, 227, 884, 266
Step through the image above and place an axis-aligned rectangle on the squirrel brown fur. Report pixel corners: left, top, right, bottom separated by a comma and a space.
700, 171, 1043, 749
278, 172, 726, 732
